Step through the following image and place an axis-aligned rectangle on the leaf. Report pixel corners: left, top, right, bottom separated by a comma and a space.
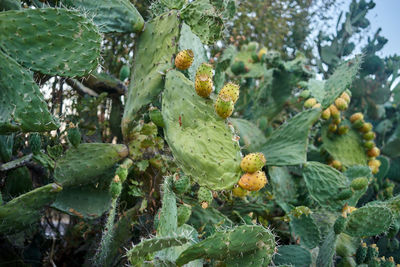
261, 109, 321, 166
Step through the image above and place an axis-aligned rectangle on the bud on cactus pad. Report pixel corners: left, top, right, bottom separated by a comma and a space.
214, 94, 234, 119
334, 216, 348, 235
238, 171, 267, 191
350, 112, 364, 123
335, 97, 348, 110
196, 62, 213, 78
198, 187, 213, 209
232, 185, 248, 198
67, 125, 81, 148
304, 98, 317, 108
340, 91, 351, 104
173, 175, 191, 194
149, 107, 165, 128
29, 133, 41, 155
321, 108, 331, 120
350, 177, 368, 190
360, 122, 373, 133
356, 243, 368, 264
195, 74, 213, 98
363, 131, 376, 141
219, 82, 240, 104
175, 49, 194, 70
177, 204, 192, 227
240, 152, 266, 173
367, 147, 380, 157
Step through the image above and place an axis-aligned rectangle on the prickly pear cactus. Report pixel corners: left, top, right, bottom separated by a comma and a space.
162, 70, 242, 190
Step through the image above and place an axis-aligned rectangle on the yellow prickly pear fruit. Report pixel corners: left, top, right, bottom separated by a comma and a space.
304, 98, 317, 108
214, 94, 234, 119
340, 91, 351, 104
312, 103, 322, 109
368, 158, 381, 174
360, 122, 373, 133
240, 152, 266, 173
350, 112, 364, 123
219, 82, 240, 104
331, 160, 342, 171
332, 117, 341, 125
238, 171, 267, 191
175, 49, 194, 70
321, 108, 331, 120
329, 123, 338, 133
367, 147, 380, 157
196, 62, 213, 78
335, 97, 348, 110
232, 185, 248, 197
258, 47, 267, 60
195, 74, 213, 98
330, 104, 340, 119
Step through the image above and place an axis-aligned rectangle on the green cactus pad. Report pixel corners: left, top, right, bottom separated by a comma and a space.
56, 0, 144, 33
54, 143, 128, 186
176, 224, 276, 266
303, 161, 349, 211
321, 55, 363, 108
261, 109, 321, 166
122, 11, 180, 136
161, 0, 186, 9
273, 245, 312, 267
316, 230, 338, 267
180, 0, 223, 44
344, 204, 393, 237
0, 0, 20, 10
290, 214, 321, 249
0, 51, 58, 134
0, 8, 101, 77
231, 118, 267, 152
0, 183, 62, 234
321, 121, 367, 167
157, 176, 178, 237
2, 167, 33, 200
179, 23, 208, 81
269, 166, 298, 212
51, 185, 112, 219
162, 70, 242, 190
0, 134, 13, 162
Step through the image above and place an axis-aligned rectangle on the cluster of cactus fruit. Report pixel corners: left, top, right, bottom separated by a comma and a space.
1, 0, 400, 266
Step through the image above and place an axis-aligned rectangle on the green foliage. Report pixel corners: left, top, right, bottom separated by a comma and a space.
273, 245, 312, 267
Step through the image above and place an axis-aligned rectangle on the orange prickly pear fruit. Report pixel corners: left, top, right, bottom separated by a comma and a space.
175, 49, 194, 70
238, 171, 267, 191
195, 74, 213, 98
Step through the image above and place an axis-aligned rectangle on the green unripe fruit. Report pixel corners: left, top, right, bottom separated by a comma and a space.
68, 126, 81, 148
198, 187, 213, 209
338, 125, 349, 135
116, 167, 128, 182
119, 64, 130, 81
336, 189, 354, 200
299, 90, 311, 99
350, 112, 364, 123
363, 131, 376, 141
110, 181, 122, 199
174, 175, 191, 194
356, 243, 368, 264
329, 123, 337, 133
177, 205, 192, 227
304, 98, 317, 108
321, 108, 331, 120
230, 61, 246, 75
360, 122, 373, 133
364, 141, 375, 150
353, 119, 364, 129
219, 82, 240, 104
382, 257, 395, 267
366, 244, 379, 263
251, 52, 259, 62
149, 107, 165, 128
350, 177, 368, 190
335, 98, 348, 110
333, 216, 347, 235
29, 133, 41, 155
247, 41, 259, 51
387, 222, 400, 239
240, 152, 266, 173
232, 185, 248, 197
214, 94, 234, 119
345, 89, 352, 97
196, 62, 213, 78
368, 257, 380, 267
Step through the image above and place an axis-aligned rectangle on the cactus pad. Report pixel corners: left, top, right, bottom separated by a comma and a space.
273, 245, 312, 267
0, 8, 101, 76
162, 70, 242, 190
230, 118, 267, 152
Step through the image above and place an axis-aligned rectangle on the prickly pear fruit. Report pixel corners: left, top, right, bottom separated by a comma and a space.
329, 104, 340, 119
353, 119, 364, 129
195, 74, 213, 98
329, 123, 337, 132
299, 90, 310, 99
232, 185, 248, 198
331, 160, 342, 170
335, 97, 348, 110
367, 147, 380, 157
68, 124, 81, 148
350, 112, 364, 123
364, 141, 375, 150
214, 94, 234, 119
363, 131, 376, 141
304, 98, 317, 108
338, 125, 349, 135
332, 117, 341, 125
29, 133, 41, 155
240, 153, 266, 173
321, 108, 331, 120
258, 47, 267, 60
360, 122, 373, 133
251, 52, 259, 62
382, 257, 395, 267
196, 62, 213, 78
356, 242, 368, 264
350, 177, 368, 190
336, 189, 354, 200
238, 171, 267, 191
366, 244, 379, 263
340, 91, 351, 104
230, 61, 246, 75
368, 159, 381, 174
219, 82, 240, 104
175, 49, 194, 70
174, 175, 190, 194
149, 107, 165, 128
312, 103, 321, 109
116, 166, 129, 182
198, 187, 213, 209
119, 64, 130, 81
110, 181, 122, 199
177, 204, 192, 227
333, 216, 347, 235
